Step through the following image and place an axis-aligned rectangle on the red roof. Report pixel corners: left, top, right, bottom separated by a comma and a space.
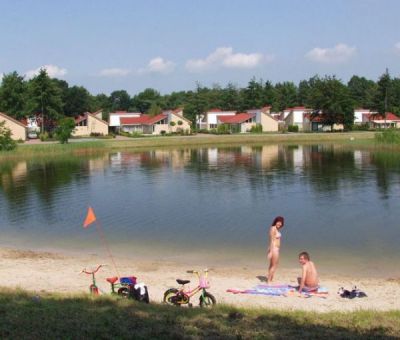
218, 113, 255, 124
120, 113, 167, 125
369, 112, 400, 121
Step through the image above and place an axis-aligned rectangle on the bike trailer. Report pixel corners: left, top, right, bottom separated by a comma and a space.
120, 276, 137, 285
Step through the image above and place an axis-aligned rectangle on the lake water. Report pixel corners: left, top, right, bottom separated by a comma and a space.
1, 144, 399, 277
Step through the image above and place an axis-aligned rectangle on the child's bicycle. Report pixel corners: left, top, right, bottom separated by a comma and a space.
81, 264, 149, 303
163, 269, 216, 307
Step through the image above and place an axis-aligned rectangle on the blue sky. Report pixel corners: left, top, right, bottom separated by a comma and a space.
1, 0, 399, 95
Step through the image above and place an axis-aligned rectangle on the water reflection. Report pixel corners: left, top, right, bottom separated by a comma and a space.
0, 144, 399, 276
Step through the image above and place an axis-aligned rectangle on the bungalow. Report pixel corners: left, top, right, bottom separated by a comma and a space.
109, 111, 142, 132
284, 106, 313, 131
0, 112, 27, 141
197, 106, 278, 132
368, 112, 400, 129
303, 113, 344, 132
354, 108, 374, 125
120, 109, 191, 135
196, 109, 236, 130
73, 112, 109, 136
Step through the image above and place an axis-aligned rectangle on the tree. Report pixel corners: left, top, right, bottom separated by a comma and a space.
221, 83, 241, 111
110, 90, 131, 111
371, 70, 393, 119
273, 82, 298, 111
131, 88, 161, 112
242, 77, 264, 109
25, 69, 63, 131
262, 81, 275, 107
54, 117, 75, 144
147, 102, 162, 116
307, 76, 354, 129
347, 75, 377, 108
0, 71, 27, 119
64, 86, 91, 116
0, 121, 17, 151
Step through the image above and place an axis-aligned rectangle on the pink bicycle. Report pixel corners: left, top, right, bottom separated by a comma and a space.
163, 269, 216, 307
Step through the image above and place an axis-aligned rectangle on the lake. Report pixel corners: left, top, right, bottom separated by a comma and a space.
1, 144, 399, 277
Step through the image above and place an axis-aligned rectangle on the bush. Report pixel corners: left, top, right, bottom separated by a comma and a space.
217, 124, 232, 134
90, 132, 104, 137
249, 124, 263, 133
352, 123, 370, 131
39, 132, 49, 141
375, 128, 400, 144
54, 118, 76, 144
169, 121, 176, 127
288, 125, 299, 132
160, 130, 166, 135
0, 121, 17, 151
177, 120, 183, 126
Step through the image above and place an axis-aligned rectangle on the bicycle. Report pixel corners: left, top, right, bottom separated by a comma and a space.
81, 264, 148, 302
163, 269, 216, 307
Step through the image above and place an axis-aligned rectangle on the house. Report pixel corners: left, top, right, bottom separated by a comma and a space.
0, 112, 27, 141
283, 106, 313, 131
303, 113, 344, 132
73, 112, 109, 136
109, 111, 142, 132
354, 108, 374, 125
367, 112, 400, 129
196, 106, 278, 132
120, 109, 191, 135
196, 109, 236, 130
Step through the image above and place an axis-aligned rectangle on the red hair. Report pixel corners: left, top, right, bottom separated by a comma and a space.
272, 216, 284, 227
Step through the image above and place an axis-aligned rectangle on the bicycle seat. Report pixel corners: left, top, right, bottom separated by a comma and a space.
176, 279, 190, 285
106, 276, 119, 284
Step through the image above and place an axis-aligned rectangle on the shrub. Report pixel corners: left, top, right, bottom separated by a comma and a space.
249, 124, 263, 133
352, 123, 370, 131
288, 125, 299, 132
177, 120, 183, 126
375, 128, 400, 144
54, 118, 76, 144
39, 132, 49, 141
160, 130, 166, 135
169, 121, 176, 127
90, 132, 104, 137
0, 121, 17, 151
217, 124, 231, 134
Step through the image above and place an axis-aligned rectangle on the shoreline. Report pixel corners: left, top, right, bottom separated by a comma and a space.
1, 246, 399, 312
1, 132, 379, 160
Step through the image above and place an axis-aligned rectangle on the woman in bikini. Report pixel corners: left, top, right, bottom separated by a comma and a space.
267, 216, 284, 283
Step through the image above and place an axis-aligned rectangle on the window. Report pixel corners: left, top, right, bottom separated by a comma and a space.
209, 124, 217, 129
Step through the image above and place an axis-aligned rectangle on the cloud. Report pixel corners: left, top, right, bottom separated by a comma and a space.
395, 42, 400, 55
305, 43, 356, 63
138, 57, 175, 74
25, 64, 67, 79
98, 68, 131, 77
186, 47, 272, 72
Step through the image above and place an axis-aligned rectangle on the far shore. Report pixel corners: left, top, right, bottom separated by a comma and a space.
0, 131, 381, 160
0, 246, 398, 313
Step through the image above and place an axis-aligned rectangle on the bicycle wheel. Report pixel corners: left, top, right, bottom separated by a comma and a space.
199, 291, 216, 308
163, 288, 179, 305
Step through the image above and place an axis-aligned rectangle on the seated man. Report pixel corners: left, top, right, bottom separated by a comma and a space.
297, 251, 319, 293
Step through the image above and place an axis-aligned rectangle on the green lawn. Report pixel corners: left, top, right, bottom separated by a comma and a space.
0, 288, 398, 339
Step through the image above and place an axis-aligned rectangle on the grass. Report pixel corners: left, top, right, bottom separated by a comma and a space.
0, 132, 377, 161
0, 288, 398, 339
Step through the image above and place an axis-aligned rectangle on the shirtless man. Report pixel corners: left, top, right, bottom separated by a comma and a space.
297, 251, 319, 293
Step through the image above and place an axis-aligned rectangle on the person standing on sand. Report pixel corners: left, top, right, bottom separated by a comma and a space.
297, 251, 319, 293
267, 216, 284, 283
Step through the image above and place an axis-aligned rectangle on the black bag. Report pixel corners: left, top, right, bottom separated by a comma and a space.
129, 284, 150, 303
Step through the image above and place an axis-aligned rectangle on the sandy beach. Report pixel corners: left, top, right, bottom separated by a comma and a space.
0, 246, 399, 312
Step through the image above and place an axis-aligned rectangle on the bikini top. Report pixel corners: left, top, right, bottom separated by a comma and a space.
275, 228, 282, 239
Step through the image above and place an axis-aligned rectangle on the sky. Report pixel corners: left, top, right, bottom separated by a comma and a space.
1, 0, 400, 95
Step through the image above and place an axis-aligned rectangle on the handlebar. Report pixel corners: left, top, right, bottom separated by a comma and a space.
81, 264, 105, 275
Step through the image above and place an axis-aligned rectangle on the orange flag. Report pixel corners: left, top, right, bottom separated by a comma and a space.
83, 207, 97, 228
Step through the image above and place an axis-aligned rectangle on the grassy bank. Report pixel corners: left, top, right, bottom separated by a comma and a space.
0, 132, 377, 160
0, 288, 398, 339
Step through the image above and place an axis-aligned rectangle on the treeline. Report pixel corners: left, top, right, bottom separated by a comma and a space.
0, 68, 399, 128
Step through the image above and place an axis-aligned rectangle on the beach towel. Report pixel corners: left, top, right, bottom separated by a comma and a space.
227, 284, 328, 298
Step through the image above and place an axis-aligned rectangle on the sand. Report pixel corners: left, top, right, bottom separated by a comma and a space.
0, 246, 399, 312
